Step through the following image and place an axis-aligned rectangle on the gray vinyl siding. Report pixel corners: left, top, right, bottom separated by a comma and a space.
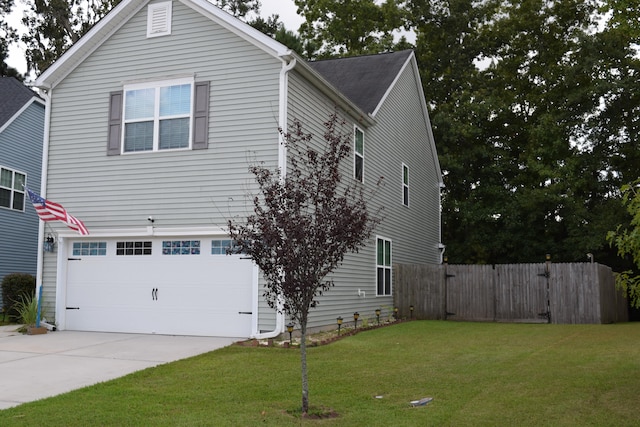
286, 70, 391, 329
0, 101, 44, 307
283, 61, 441, 329
42, 1, 282, 321
368, 62, 442, 265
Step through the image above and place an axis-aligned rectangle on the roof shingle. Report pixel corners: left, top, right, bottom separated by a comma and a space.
308, 50, 413, 114
0, 77, 41, 128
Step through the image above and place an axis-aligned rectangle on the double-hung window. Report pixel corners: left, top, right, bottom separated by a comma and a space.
0, 166, 26, 211
402, 163, 409, 206
376, 237, 392, 296
123, 78, 193, 153
354, 126, 364, 182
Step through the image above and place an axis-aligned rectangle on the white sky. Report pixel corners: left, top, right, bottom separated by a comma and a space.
5, 0, 306, 75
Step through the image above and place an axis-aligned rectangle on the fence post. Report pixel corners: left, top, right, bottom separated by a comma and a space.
544, 254, 551, 323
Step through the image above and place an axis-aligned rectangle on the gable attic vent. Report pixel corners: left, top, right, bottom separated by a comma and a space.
147, 1, 172, 38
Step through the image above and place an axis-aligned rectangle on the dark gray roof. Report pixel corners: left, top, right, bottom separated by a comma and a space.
0, 77, 41, 128
307, 50, 413, 114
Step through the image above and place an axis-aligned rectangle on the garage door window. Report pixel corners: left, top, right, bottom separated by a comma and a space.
211, 239, 237, 255
162, 240, 201, 255
116, 241, 152, 255
72, 242, 107, 256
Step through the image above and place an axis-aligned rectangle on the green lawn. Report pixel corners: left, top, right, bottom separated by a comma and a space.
1, 321, 639, 426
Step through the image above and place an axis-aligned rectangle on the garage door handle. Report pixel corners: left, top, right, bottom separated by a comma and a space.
66, 307, 80, 310
238, 311, 252, 315
152, 288, 158, 300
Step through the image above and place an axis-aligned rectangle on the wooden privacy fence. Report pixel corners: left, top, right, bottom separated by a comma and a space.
394, 262, 629, 324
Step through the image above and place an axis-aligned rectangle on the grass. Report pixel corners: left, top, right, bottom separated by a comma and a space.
1, 321, 639, 426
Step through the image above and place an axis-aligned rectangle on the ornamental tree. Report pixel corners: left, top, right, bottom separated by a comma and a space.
228, 112, 381, 415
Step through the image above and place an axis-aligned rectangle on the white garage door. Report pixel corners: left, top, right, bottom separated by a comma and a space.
64, 237, 254, 337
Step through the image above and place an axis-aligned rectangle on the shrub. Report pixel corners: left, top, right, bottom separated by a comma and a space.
1, 273, 36, 321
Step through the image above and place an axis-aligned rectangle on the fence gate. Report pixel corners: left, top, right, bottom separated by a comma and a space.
494, 263, 549, 323
445, 264, 495, 322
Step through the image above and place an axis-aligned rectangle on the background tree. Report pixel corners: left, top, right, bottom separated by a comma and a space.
406, 0, 639, 265
0, 0, 21, 78
607, 181, 640, 308
20, 0, 123, 74
228, 113, 381, 415
295, 0, 405, 58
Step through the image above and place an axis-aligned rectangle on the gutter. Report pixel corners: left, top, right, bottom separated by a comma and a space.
35, 88, 52, 323
250, 55, 296, 340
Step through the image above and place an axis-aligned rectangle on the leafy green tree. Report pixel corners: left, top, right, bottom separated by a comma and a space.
607, 181, 640, 308
20, 0, 123, 74
408, 0, 639, 265
295, 0, 404, 57
0, 0, 21, 78
228, 114, 380, 415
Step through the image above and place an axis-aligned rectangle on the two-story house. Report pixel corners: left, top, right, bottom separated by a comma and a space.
33, 0, 443, 338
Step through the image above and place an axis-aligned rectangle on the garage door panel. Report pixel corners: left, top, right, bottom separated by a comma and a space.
64, 237, 254, 337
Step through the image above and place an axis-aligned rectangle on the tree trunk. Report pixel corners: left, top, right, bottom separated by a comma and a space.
300, 319, 309, 414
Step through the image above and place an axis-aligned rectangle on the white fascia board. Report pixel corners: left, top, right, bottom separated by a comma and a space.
182, 0, 292, 59
34, 0, 146, 90
372, 52, 443, 186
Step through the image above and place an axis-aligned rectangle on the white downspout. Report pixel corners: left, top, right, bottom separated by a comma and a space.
35, 88, 52, 315
251, 56, 296, 340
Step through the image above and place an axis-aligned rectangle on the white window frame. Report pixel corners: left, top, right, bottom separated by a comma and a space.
354, 126, 364, 182
147, 1, 172, 38
122, 77, 194, 153
402, 163, 409, 207
376, 236, 392, 296
0, 166, 26, 212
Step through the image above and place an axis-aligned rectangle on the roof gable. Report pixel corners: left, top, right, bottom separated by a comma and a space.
307, 50, 413, 115
34, 0, 292, 90
0, 77, 42, 129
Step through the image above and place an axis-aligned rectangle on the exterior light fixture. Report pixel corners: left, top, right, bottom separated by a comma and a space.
286, 322, 294, 343
375, 308, 381, 325
44, 235, 55, 252
410, 305, 414, 319
393, 307, 399, 319
353, 312, 360, 329
337, 316, 343, 335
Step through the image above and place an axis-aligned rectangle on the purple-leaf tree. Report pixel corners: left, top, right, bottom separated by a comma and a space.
228, 112, 382, 415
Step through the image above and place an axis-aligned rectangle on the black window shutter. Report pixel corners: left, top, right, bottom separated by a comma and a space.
192, 81, 210, 150
107, 91, 123, 156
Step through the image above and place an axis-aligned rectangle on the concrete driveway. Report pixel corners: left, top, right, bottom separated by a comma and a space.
0, 325, 239, 409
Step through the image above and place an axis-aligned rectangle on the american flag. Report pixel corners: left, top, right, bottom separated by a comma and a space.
26, 187, 89, 235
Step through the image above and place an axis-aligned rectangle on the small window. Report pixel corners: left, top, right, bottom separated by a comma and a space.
73, 242, 107, 256
211, 239, 238, 255
162, 240, 201, 255
376, 237, 392, 296
123, 78, 193, 153
402, 164, 409, 206
0, 166, 26, 212
354, 127, 364, 182
147, 1, 172, 38
116, 241, 152, 255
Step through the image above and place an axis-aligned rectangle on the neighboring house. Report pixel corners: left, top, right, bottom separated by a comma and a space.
33, 0, 443, 338
0, 77, 45, 308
